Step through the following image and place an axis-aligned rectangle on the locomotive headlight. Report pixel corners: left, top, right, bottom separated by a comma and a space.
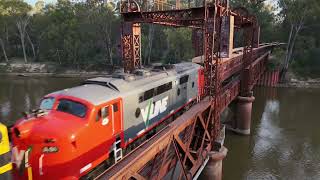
42, 146, 59, 153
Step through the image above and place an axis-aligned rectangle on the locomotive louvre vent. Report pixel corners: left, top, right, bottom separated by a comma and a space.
134, 69, 151, 77
152, 64, 175, 71
112, 73, 136, 81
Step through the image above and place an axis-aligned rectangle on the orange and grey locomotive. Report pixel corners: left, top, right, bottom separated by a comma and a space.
11, 62, 204, 179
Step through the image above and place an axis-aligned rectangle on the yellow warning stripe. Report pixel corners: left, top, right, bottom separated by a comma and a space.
27, 167, 33, 180
0, 163, 12, 174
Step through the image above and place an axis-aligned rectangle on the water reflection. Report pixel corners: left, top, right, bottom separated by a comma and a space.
220, 87, 320, 180
253, 100, 281, 160
0, 76, 83, 126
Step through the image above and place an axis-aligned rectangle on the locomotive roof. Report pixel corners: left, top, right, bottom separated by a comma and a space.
49, 62, 201, 105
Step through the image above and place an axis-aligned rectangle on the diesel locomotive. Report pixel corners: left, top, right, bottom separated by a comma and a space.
11, 62, 205, 179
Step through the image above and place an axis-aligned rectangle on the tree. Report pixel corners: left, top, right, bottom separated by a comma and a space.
0, 15, 9, 62
16, 15, 30, 63
88, 3, 120, 65
164, 28, 193, 63
0, 0, 31, 63
279, 0, 320, 79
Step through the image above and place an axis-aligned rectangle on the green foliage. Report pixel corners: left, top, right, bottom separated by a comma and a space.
230, 0, 280, 43
0, 0, 121, 68
164, 28, 193, 63
278, 0, 320, 77
0, 0, 193, 69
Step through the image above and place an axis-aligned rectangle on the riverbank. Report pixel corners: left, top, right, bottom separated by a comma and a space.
0, 62, 114, 78
2, 62, 320, 88
0, 72, 111, 78
277, 79, 320, 88
276, 72, 320, 88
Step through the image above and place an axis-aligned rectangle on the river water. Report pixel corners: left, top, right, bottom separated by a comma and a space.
0, 75, 319, 179
0, 76, 85, 126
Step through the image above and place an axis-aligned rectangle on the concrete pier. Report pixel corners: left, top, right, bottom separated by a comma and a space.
200, 147, 228, 180
234, 96, 255, 135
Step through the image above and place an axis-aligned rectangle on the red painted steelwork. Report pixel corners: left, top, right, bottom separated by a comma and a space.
257, 70, 280, 87
111, 0, 282, 179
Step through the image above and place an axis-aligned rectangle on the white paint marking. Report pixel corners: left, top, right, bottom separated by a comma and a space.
80, 163, 92, 174
137, 129, 145, 136
12, 146, 25, 168
39, 154, 44, 175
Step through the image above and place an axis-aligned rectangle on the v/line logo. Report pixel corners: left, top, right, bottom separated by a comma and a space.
141, 96, 168, 127
12, 146, 32, 169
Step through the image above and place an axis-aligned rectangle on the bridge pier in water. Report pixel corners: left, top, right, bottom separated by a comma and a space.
223, 93, 255, 136
234, 95, 255, 135
200, 147, 228, 180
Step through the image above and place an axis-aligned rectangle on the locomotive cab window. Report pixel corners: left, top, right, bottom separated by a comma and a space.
40, 97, 55, 110
156, 82, 172, 96
179, 75, 189, 85
139, 82, 173, 102
113, 103, 119, 112
100, 106, 110, 125
96, 106, 110, 123
101, 107, 109, 118
96, 110, 101, 121
57, 99, 87, 118
144, 89, 154, 100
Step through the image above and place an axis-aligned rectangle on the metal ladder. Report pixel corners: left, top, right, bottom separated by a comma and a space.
113, 139, 123, 163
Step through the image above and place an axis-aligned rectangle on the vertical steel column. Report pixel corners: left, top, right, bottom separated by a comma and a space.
203, 0, 228, 144
220, 15, 234, 58
203, 4, 216, 98
133, 23, 142, 68
240, 22, 254, 97
121, 22, 141, 73
121, 22, 134, 73
192, 29, 203, 57
213, 7, 222, 141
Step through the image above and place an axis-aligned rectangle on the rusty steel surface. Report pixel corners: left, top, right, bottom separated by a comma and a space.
122, 7, 209, 28
121, 5, 255, 28
113, 0, 282, 179
95, 98, 215, 180
220, 43, 279, 82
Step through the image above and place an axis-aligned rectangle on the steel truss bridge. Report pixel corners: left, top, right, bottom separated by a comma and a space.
94, 0, 282, 179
